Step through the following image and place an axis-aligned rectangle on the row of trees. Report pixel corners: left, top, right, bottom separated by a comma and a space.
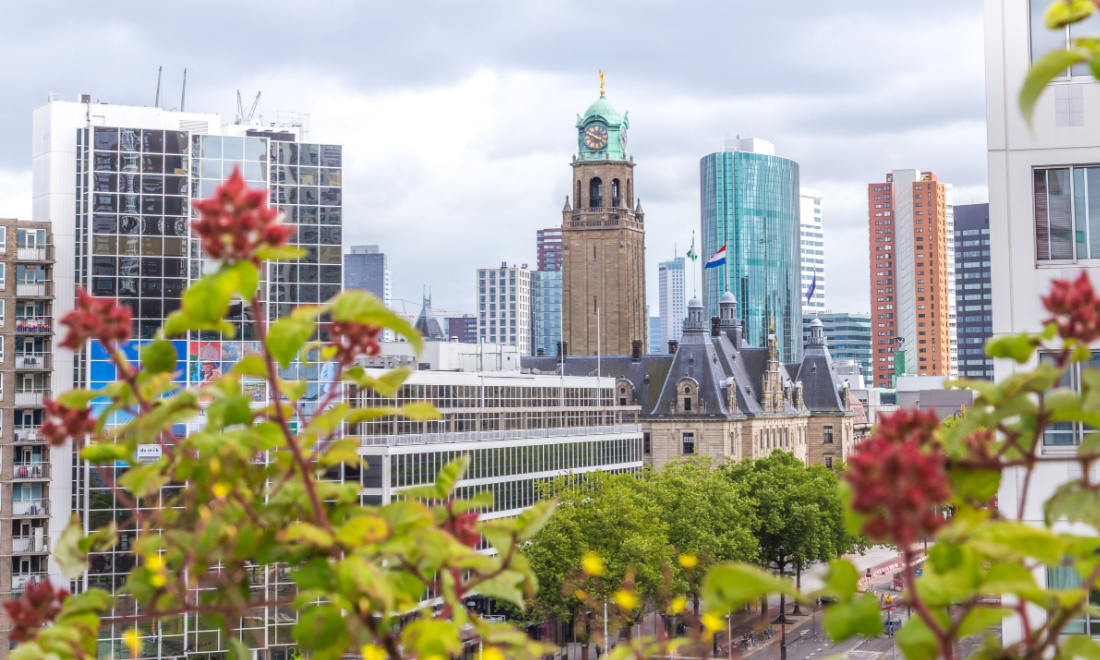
521, 452, 865, 653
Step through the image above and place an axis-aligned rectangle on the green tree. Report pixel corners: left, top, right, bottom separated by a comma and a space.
636, 457, 758, 616
723, 450, 862, 619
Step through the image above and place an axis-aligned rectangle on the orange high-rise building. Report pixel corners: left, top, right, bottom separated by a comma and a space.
868, 170, 955, 389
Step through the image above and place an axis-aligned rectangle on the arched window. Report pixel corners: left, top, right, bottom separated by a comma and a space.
612, 179, 621, 207
576, 180, 581, 208
589, 178, 602, 209
627, 178, 632, 208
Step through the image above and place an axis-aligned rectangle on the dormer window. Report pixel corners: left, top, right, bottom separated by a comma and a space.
684, 397, 692, 412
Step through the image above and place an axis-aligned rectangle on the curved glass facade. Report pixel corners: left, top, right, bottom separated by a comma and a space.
700, 149, 802, 361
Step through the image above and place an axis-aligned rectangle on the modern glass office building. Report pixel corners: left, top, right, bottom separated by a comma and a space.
33, 98, 342, 659
953, 203, 992, 380
700, 138, 802, 361
802, 312, 872, 384
532, 269, 562, 356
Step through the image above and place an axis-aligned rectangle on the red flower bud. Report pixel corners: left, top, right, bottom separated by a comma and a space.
60, 287, 132, 351
192, 167, 290, 263
443, 511, 481, 548
3, 579, 69, 643
40, 398, 96, 447
845, 409, 952, 546
329, 321, 383, 366
1042, 272, 1100, 344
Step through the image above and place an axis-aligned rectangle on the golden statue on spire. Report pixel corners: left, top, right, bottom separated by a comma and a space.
599, 69, 605, 95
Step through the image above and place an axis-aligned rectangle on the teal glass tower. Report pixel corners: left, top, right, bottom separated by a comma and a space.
700, 138, 802, 361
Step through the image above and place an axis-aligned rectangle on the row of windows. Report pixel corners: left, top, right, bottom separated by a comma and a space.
389, 437, 641, 489
354, 384, 615, 408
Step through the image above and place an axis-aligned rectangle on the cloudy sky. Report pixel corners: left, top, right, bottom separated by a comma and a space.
0, 0, 988, 318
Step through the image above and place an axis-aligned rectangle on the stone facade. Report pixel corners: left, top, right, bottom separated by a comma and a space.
561, 91, 646, 358
525, 295, 855, 470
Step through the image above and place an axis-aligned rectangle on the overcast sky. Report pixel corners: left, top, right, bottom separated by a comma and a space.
0, 0, 988, 319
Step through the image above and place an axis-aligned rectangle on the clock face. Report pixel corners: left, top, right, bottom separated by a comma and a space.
583, 125, 608, 150
620, 127, 628, 151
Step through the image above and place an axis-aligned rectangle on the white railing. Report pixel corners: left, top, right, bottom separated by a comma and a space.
12, 463, 49, 479
11, 536, 48, 554
11, 500, 49, 517
358, 424, 642, 447
15, 282, 52, 297
14, 391, 46, 406
13, 428, 45, 444
11, 573, 47, 592
15, 353, 50, 370
15, 318, 52, 334
16, 246, 52, 261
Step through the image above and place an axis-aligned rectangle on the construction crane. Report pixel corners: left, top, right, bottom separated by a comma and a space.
235, 91, 261, 125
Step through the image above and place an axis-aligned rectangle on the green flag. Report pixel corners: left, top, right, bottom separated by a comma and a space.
686, 233, 698, 262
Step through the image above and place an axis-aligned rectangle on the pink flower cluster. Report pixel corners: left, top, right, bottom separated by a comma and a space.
3, 580, 68, 643
329, 321, 383, 367
191, 167, 293, 262
1042, 272, 1100, 344
845, 409, 952, 546
40, 398, 96, 447
60, 287, 131, 351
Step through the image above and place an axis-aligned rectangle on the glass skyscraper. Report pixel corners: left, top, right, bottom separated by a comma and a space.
34, 98, 342, 658
700, 138, 802, 361
531, 269, 562, 356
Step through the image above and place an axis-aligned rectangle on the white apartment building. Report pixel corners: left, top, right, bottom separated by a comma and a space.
986, 0, 1100, 643
799, 188, 826, 315
476, 264, 533, 356
658, 256, 686, 349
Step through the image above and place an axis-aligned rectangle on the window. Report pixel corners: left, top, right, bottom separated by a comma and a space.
643, 433, 651, 454
824, 426, 834, 444
825, 457, 833, 469
1031, 0, 1100, 77
1033, 166, 1100, 261
682, 433, 695, 455
683, 397, 692, 412
1041, 351, 1100, 446
0, 227, 7, 250
589, 177, 603, 208
1048, 563, 1099, 634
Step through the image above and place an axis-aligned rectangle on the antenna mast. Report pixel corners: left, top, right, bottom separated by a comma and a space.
154, 66, 162, 108
180, 69, 187, 112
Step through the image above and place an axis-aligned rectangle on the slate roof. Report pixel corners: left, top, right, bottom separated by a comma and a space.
522, 301, 850, 420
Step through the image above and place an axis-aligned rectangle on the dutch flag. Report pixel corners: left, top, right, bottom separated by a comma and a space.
705, 245, 727, 269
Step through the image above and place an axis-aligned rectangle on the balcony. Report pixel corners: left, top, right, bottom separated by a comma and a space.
16, 246, 54, 262
15, 318, 52, 335
15, 282, 52, 298
12, 463, 49, 480
14, 354, 51, 371
11, 500, 49, 518
13, 428, 45, 444
11, 573, 47, 593
14, 390, 47, 407
11, 535, 48, 555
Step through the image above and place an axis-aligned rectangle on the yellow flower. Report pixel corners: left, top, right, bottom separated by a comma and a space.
212, 482, 230, 499
483, 648, 506, 660
678, 554, 698, 569
122, 628, 143, 657
144, 554, 164, 572
701, 612, 724, 640
574, 589, 588, 600
209, 457, 222, 476
613, 590, 639, 611
669, 597, 687, 614
360, 644, 387, 660
582, 552, 604, 576
150, 573, 167, 588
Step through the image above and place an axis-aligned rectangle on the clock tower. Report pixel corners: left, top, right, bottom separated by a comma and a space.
561, 75, 647, 357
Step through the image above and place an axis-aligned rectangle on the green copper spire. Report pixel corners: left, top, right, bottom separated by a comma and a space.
575, 72, 629, 162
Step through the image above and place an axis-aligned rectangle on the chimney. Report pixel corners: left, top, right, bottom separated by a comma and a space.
557, 341, 568, 363
710, 317, 720, 337
536, 347, 546, 357
631, 339, 642, 362
668, 340, 678, 354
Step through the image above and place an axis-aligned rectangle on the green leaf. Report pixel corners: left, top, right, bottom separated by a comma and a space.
702, 563, 792, 612
896, 615, 942, 660
402, 618, 464, 660
1021, 48, 1090, 126
255, 244, 307, 262
474, 570, 528, 608
1045, 478, 1100, 528
80, 443, 129, 465
321, 438, 361, 467
336, 514, 391, 547
226, 260, 260, 302
232, 355, 269, 378
266, 306, 322, 368
140, 339, 178, 374
515, 498, 557, 542
283, 522, 334, 549
118, 464, 170, 498
1047, 0, 1096, 28
949, 467, 1001, 503
400, 401, 443, 421
343, 365, 412, 398
986, 333, 1041, 363
293, 605, 350, 658
823, 592, 882, 642
58, 390, 102, 409
1062, 635, 1100, 660
55, 516, 88, 580
330, 289, 423, 352
819, 559, 859, 604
